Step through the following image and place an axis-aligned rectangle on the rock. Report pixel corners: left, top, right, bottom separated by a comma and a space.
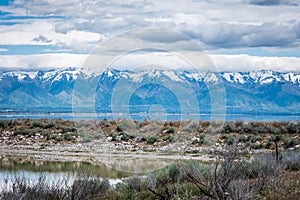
107, 137, 113, 141
192, 136, 199, 143
135, 137, 146, 143
116, 135, 122, 141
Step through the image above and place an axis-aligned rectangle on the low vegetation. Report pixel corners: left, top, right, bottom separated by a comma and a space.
0, 118, 299, 199
0, 119, 299, 150
1, 147, 299, 200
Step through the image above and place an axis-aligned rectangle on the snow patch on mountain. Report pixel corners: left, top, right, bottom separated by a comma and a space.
222, 72, 246, 84
1, 68, 300, 86
162, 70, 183, 82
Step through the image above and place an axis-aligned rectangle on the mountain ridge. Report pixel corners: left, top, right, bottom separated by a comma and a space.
0, 68, 299, 115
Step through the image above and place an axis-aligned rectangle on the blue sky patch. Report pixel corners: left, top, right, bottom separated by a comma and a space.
0, 0, 11, 6
0, 45, 60, 55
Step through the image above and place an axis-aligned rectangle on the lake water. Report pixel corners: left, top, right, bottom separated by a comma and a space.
0, 154, 176, 190
0, 155, 132, 190
1, 112, 300, 121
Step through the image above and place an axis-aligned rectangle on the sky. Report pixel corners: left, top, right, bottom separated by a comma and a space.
0, 0, 299, 72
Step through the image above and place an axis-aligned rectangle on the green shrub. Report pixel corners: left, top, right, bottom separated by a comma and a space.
283, 151, 300, 171
163, 135, 175, 142
31, 121, 45, 128
147, 136, 158, 144
270, 134, 282, 142
165, 127, 175, 134
116, 126, 123, 132
72, 178, 110, 199
0, 120, 11, 128
109, 133, 117, 141
64, 132, 74, 141
82, 137, 92, 143
251, 143, 264, 149
121, 133, 132, 141
62, 126, 77, 133
238, 135, 248, 143
56, 136, 64, 142
41, 131, 51, 140
283, 138, 299, 149
265, 141, 273, 149
254, 135, 263, 141
225, 135, 235, 145
14, 128, 34, 136
43, 122, 56, 129
199, 133, 205, 144
246, 135, 263, 143
239, 154, 279, 179
222, 121, 236, 133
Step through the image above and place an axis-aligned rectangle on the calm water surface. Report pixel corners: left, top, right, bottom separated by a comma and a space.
1, 112, 300, 121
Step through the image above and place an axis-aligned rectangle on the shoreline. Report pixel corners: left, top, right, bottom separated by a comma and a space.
0, 144, 217, 163
1, 118, 299, 167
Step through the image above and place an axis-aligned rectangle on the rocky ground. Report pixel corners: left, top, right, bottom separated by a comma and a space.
0, 119, 299, 163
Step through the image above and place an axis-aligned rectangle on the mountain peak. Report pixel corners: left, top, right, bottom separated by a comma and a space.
0, 68, 300, 115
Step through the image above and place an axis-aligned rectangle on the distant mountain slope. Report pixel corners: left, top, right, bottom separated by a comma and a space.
0, 68, 299, 115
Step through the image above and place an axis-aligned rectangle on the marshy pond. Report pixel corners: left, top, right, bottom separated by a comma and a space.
0, 154, 176, 188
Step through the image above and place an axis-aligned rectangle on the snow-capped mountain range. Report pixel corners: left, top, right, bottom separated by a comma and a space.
1, 68, 300, 115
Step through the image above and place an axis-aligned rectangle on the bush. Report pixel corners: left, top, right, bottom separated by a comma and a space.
238, 135, 248, 143
225, 135, 235, 145
71, 178, 110, 199
0, 120, 11, 128
270, 134, 282, 142
41, 131, 51, 140
222, 121, 236, 133
122, 176, 147, 192
283, 138, 299, 149
247, 135, 263, 143
251, 143, 264, 149
242, 122, 252, 133
43, 122, 56, 129
109, 133, 117, 141
64, 132, 74, 141
1, 175, 111, 200
116, 125, 123, 132
61, 126, 77, 133
147, 136, 158, 144
121, 133, 134, 141
163, 135, 175, 142
14, 128, 34, 136
265, 141, 273, 149
165, 127, 175, 134
286, 121, 298, 133
30, 121, 45, 128
199, 133, 205, 144
282, 151, 300, 171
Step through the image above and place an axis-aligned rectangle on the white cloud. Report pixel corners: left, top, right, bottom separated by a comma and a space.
1, 0, 299, 51
0, 20, 102, 51
0, 53, 88, 69
0, 53, 299, 73
0, 0, 299, 72
211, 54, 300, 72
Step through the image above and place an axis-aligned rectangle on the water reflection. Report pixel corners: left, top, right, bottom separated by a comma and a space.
0, 154, 178, 190
0, 155, 131, 179
95, 156, 173, 173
